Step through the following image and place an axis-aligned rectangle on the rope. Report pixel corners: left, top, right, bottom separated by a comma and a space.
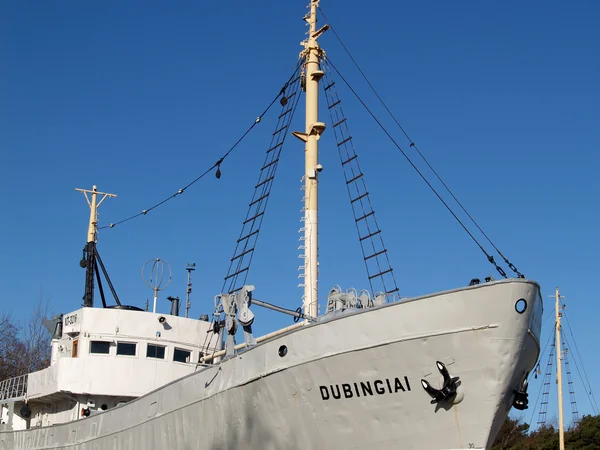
325, 58, 507, 278
319, 7, 522, 278
562, 310, 600, 414
527, 328, 555, 427
99, 60, 304, 230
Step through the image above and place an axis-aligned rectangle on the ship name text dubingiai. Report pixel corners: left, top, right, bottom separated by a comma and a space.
319, 376, 411, 401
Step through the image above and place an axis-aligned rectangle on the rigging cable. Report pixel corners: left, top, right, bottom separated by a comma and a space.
561, 331, 596, 416
562, 310, 600, 414
199, 319, 219, 363
99, 60, 304, 230
318, 8, 522, 279
527, 328, 556, 427
324, 58, 507, 278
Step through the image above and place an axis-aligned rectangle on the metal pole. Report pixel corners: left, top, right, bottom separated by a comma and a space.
251, 298, 314, 321
555, 286, 565, 450
186, 263, 195, 318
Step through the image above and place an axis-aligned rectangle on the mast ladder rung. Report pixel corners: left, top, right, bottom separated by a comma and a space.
337, 136, 352, 147
324, 81, 336, 91
255, 176, 274, 189
369, 268, 393, 279
224, 267, 249, 281
351, 192, 369, 204
360, 230, 381, 241
355, 210, 374, 222
328, 100, 341, 109
332, 118, 346, 128
341, 155, 358, 165
228, 286, 244, 294
346, 173, 364, 184
267, 142, 284, 153
386, 287, 400, 294
278, 109, 293, 119
231, 248, 254, 262
249, 193, 269, 207
243, 212, 264, 225
365, 249, 387, 261
272, 126, 287, 136
261, 158, 280, 170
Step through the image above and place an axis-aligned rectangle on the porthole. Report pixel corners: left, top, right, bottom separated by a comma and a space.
515, 298, 527, 314
278, 345, 288, 357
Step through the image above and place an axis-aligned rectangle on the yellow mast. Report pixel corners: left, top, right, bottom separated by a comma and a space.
75, 185, 117, 244
298, 0, 327, 318
554, 286, 565, 450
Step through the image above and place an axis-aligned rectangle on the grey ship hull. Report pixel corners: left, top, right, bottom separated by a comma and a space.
2, 279, 542, 450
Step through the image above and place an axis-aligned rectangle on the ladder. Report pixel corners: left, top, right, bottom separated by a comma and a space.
223, 67, 303, 294
562, 335, 580, 425
322, 59, 399, 297
537, 333, 555, 426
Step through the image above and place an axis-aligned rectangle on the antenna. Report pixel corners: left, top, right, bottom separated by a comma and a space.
185, 263, 196, 318
142, 258, 172, 313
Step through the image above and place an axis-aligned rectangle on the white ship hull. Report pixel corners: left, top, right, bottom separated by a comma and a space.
1, 279, 542, 450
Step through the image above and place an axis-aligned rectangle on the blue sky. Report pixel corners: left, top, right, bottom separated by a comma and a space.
1, 1, 598, 426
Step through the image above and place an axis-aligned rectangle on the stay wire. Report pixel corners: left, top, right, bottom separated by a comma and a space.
99, 60, 305, 230
562, 310, 600, 414
561, 331, 598, 415
319, 8, 520, 278
527, 328, 555, 427
325, 58, 507, 278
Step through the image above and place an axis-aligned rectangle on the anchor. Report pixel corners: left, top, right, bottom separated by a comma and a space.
512, 378, 529, 410
420, 361, 460, 404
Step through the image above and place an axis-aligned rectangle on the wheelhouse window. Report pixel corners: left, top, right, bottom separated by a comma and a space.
90, 341, 110, 354
173, 348, 191, 363
116, 342, 137, 356
147, 344, 166, 359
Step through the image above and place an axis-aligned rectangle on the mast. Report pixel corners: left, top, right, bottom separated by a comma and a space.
554, 286, 565, 450
76, 185, 117, 307
185, 263, 195, 318
299, 0, 327, 318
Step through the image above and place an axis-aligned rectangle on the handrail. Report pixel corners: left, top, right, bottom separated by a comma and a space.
0, 373, 28, 401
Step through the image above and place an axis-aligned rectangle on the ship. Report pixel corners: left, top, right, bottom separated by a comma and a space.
0, 1, 542, 449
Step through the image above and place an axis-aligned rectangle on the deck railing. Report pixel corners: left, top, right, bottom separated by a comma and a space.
0, 373, 28, 401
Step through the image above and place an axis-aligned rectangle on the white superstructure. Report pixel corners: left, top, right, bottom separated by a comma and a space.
1, 307, 221, 432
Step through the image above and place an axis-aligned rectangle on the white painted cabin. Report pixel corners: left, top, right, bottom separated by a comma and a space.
0, 307, 222, 431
